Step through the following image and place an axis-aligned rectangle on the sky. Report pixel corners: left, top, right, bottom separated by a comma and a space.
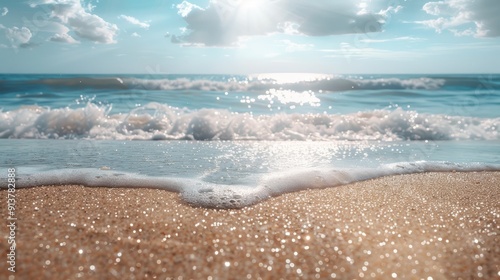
0, 0, 499, 74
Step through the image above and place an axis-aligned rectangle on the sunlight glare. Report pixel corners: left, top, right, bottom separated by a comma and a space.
240, 0, 262, 10
252, 73, 333, 84
258, 89, 321, 107
233, 0, 273, 30
238, 0, 265, 12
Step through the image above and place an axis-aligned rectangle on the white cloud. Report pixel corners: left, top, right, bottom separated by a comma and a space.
1, 7, 8, 16
119, 15, 150, 29
131, 32, 141, 38
31, 0, 118, 44
5, 26, 32, 48
177, 1, 202, 17
378, 5, 402, 18
418, 0, 500, 37
422, 1, 452, 16
50, 32, 79, 44
174, 0, 400, 46
277, 21, 301, 35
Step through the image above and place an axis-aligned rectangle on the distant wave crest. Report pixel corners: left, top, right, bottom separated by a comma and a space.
2, 74, 498, 94
6, 75, 464, 92
125, 76, 447, 92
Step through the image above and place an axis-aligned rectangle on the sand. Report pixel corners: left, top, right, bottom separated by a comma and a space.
1, 172, 499, 279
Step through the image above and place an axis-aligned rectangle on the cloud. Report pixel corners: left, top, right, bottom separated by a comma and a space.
50, 32, 79, 44
418, 0, 500, 37
119, 15, 150, 29
1, 7, 7, 16
46, 22, 79, 44
19, 42, 42, 49
170, 35, 182, 44
173, 0, 400, 46
378, 5, 402, 17
131, 32, 141, 38
5, 26, 33, 48
31, 0, 118, 44
176, 1, 201, 17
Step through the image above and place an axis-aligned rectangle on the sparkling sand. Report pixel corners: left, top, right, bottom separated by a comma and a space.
1, 172, 499, 279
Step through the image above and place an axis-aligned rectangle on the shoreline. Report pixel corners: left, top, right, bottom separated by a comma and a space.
1, 172, 499, 279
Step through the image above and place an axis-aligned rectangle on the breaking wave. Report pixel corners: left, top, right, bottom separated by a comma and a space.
124, 76, 448, 92
5, 74, 498, 93
0, 102, 498, 141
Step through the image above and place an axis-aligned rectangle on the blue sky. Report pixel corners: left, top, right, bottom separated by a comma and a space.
0, 0, 499, 74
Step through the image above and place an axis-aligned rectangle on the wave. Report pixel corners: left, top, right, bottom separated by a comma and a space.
5, 74, 498, 93
125, 76, 447, 92
4, 161, 500, 208
0, 102, 498, 141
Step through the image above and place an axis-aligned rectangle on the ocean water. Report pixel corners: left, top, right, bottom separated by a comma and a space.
1, 73, 499, 208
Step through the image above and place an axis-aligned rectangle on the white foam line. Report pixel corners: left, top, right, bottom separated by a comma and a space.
2, 162, 499, 209
9, 169, 184, 192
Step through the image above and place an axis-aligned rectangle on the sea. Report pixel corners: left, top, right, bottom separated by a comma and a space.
1, 73, 499, 208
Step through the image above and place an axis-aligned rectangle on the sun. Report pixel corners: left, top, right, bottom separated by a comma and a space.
239, 0, 262, 10
231, 0, 275, 34
236, 0, 268, 17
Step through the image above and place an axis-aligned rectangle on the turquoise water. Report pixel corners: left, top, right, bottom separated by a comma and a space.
1, 73, 499, 207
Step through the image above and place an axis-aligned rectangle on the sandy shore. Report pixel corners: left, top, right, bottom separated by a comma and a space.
1, 172, 499, 279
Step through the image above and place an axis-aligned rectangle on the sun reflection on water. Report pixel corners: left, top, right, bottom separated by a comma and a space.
251, 73, 333, 84
258, 89, 321, 107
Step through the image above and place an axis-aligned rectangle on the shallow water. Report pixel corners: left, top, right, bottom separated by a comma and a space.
1, 139, 499, 208
1, 73, 499, 207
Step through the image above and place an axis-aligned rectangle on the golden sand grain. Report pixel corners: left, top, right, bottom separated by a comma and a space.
1, 172, 499, 279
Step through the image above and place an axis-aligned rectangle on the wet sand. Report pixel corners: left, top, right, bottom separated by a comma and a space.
1, 172, 499, 279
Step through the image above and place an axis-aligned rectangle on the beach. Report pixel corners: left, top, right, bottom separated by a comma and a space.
1, 172, 499, 279
2, 1, 500, 279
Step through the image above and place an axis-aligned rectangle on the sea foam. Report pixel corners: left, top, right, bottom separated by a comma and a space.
4, 162, 500, 208
1, 103, 498, 140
